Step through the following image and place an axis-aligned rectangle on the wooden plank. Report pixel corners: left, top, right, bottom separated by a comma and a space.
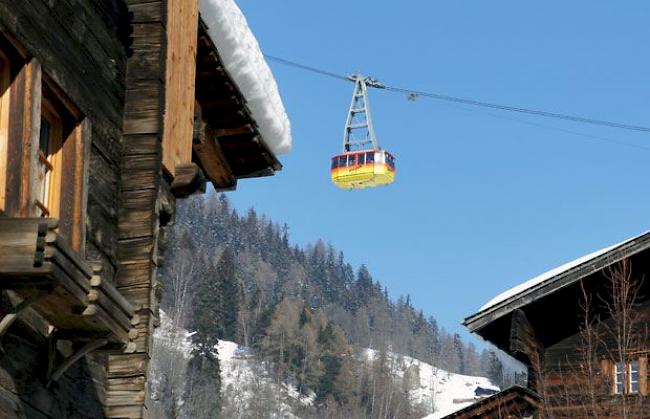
116, 285, 153, 312
115, 261, 153, 288
106, 375, 146, 392
162, 0, 199, 177
105, 404, 144, 419
90, 275, 136, 318
107, 353, 148, 378
130, 2, 165, 23
48, 232, 94, 277
82, 303, 130, 343
120, 154, 161, 192
129, 310, 153, 353
73, 119, 91, 255
122, 134, 160, 156
88, 288, 134, 333
118, 189, 157, 239
117, 237, 155, 263
214, 125, 254, 138
3, 57, 26, 216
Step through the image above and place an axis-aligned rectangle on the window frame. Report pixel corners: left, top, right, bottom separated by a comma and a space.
0, 48, 11, 211
0, 33, 89, 255
35, 98, 64, 218
610, 358, 646, 396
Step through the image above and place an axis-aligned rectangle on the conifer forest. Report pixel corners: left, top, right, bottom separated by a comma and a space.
151, 193, 523, 418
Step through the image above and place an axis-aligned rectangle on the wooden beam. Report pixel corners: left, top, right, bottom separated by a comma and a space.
213, 125, 254, 138
48, 338, 109, 383
0, 289, 51, 340
170, 163, 206, 197
509, 309, 542, 390
161, 0, 199, 177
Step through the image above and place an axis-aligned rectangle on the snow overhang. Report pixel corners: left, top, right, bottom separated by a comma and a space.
463, 230, 650, 354
198, 0, 291, 158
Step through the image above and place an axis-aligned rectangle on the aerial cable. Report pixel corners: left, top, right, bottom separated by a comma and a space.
264, 54, 650, 134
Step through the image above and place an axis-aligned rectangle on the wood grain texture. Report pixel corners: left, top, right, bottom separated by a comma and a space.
162, 0, 199, 177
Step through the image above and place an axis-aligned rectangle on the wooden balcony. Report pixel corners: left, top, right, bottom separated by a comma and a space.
0, 218, 138, 376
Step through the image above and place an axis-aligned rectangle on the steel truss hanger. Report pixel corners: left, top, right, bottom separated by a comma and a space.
342, 74, 384, 152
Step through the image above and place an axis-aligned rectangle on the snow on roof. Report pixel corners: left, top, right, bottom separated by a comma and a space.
479, 231, 649, 312
199, 0, 292, 156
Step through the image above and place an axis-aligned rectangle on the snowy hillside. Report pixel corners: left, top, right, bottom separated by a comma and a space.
151, 310, 498, 419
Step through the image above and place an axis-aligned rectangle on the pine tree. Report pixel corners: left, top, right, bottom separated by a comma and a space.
487, 351, 505, 389
453, 333, 466, 375
184, 341, 221, 418
217, 247, 240, 341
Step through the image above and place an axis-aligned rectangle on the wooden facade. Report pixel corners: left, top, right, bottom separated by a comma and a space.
464, 232, 650, 418
0, 1, 283, 417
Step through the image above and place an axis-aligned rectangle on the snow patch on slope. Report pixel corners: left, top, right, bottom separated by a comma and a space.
199, 0, 292, 156
218, 340, 312, 418
365, 349, 499, 419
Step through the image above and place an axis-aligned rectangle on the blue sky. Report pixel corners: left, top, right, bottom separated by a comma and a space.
225, 1, 650, 345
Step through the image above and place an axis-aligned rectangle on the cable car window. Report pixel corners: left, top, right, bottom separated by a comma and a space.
366, 152, 374, 163
347, 155, 356, 166
386, 154, 395, 169
331, 158, 338, 169
358, 153, 365, 165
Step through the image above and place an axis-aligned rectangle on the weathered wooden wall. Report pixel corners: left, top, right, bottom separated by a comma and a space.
0, 0, 129, 417
109, 0, 170, 417
538, 300, 650, 418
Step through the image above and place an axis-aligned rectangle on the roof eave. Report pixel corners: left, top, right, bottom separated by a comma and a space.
464, 232, 650, 335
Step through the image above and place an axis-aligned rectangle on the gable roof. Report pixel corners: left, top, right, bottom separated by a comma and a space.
442, 385, 540, 419
464, 230, 650, 335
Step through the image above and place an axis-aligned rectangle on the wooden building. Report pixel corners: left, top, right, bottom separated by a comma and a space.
464, 231, 650, 418
0, 0, 287, 417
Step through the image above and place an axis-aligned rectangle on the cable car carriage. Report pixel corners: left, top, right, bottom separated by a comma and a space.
331, 75, 396, 190
331, 150, 395, 189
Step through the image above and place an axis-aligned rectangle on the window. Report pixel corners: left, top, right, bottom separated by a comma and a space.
35, 100, 63, 217
630, 360, 640, 394
388, 154, 395, 169
366, 152, 374, 164
0, 34, 87, 252
612, 359, 644, 395
615, 362, 625, 394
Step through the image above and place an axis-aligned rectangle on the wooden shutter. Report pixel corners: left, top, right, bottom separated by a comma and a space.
601, 359, 614, 394
640, 357, 648, 396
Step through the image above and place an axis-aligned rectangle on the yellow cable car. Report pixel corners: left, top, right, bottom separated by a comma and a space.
331, 74, 395, 190
331, 150, 396, 189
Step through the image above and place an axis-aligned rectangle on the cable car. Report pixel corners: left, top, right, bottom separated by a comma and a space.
331, 74, 395, 190
331, 150, 395, 189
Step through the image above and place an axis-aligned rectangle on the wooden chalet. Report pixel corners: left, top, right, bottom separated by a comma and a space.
0, 0, 287, 417
464, 231, 650, 418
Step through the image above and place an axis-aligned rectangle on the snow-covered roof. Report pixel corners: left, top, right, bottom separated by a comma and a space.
479, 231, 650, 312
199, 0, 292, 156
